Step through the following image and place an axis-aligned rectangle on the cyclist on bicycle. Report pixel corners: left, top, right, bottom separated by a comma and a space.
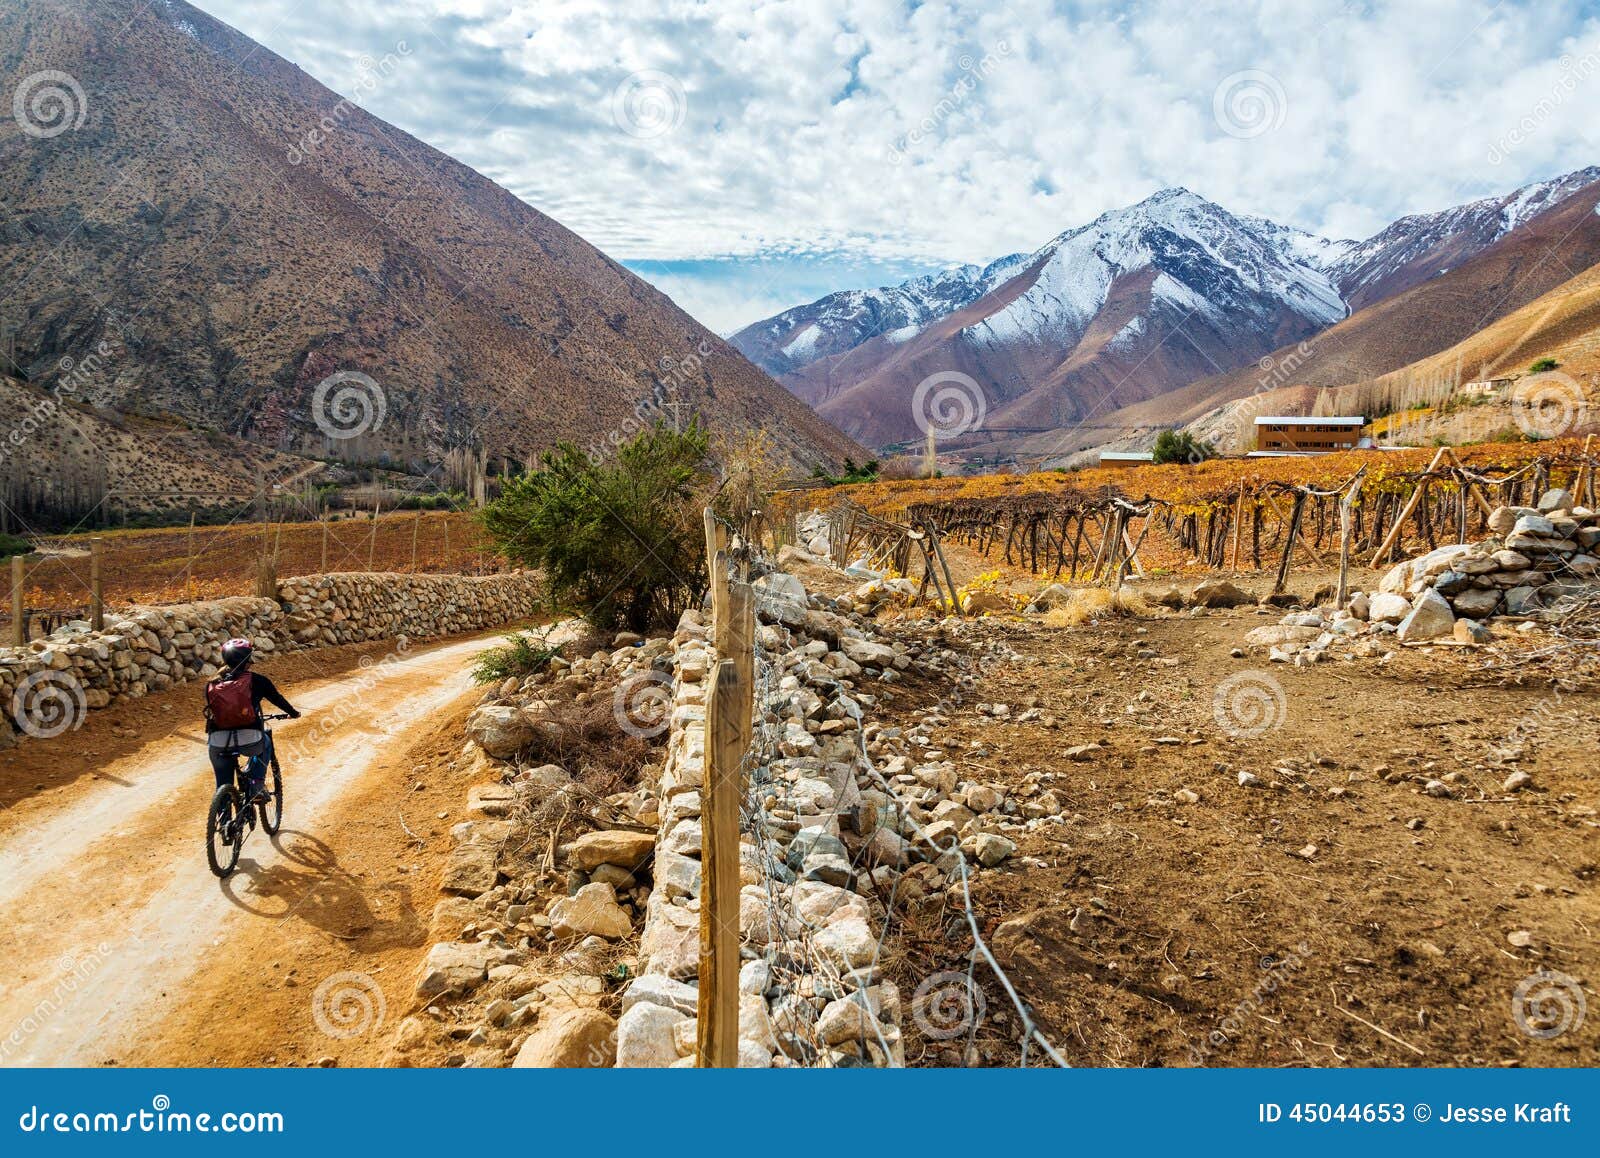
204, 638, 300, 805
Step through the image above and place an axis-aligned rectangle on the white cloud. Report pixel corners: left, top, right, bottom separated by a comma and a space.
196, 0, 1600, 329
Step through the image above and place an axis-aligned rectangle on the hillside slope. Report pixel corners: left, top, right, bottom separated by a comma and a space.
0, 0, 859, 477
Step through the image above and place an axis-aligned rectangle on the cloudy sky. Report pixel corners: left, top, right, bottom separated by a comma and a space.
199, 0, 1600, 333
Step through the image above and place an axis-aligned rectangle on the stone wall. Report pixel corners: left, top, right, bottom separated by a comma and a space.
0, 570, 541, 746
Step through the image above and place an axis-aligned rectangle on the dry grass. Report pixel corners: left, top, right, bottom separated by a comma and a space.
1042, 587, 1155, 627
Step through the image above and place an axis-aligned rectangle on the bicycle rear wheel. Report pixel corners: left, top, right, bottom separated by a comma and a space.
206, 784, 244, 878
260, 756, 283, 836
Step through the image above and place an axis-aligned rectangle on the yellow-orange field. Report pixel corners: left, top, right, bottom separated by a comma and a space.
11, 511, 504, 617
813, 438, 1593, 521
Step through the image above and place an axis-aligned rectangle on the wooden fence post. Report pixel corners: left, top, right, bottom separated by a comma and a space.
186, 513, 197, 602
10, 554, 24, 647
320, 515, 329, 574
698, 575, 754, 1069
697, 657, 743, 1068
90, 538, 104, 630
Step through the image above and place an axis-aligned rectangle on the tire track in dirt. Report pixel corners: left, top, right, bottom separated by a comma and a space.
0, 634, 504, 1066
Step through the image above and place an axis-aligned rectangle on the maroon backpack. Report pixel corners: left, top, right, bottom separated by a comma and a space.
206, 672, 257, 730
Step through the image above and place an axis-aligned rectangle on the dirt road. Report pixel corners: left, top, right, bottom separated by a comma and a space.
0, 633, 506, 1067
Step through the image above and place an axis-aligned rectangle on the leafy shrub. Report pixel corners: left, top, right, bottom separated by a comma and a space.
1151, 430, 1217, 465
471, 630, 563, 685
480, 422, 709, 631
1530, 357, 1560, 372
810, 457, 881, 486
0, 532, 35, 560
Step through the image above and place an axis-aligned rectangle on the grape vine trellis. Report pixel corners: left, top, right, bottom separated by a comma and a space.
851, 442, 1600, 598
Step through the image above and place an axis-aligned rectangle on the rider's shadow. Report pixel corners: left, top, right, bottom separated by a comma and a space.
219, 829, 428, 951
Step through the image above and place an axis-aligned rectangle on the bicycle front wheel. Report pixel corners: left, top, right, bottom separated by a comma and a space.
206, 784, 244, 878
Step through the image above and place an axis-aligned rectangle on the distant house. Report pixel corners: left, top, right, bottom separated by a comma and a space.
1250, 416, 1365, 455
1099, 450, 1155, 466
1461, 378, 1512, 396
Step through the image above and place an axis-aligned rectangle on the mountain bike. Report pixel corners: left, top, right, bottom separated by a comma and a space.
205, 713, 289, 878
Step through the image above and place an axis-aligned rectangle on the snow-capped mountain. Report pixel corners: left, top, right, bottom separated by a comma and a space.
733, 169, 1600, 450
1327, 167, 1600, 309
954, 187, 1349, 358
732, 253, 1029, 379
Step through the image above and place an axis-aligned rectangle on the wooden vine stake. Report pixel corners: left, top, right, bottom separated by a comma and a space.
1272, 491, 1307, 596
1370, 446, 1449, 565
1335, 469, 1365, 609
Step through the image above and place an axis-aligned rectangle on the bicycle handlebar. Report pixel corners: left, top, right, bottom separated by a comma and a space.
261, 712, 296, 721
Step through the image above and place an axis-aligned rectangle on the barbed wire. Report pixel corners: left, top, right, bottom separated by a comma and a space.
707, 509, 1069, 1067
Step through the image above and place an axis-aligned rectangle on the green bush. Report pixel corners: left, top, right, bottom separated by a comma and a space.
1151, 430, 1217, 465
810, 457, 880, 486
1530, 358, 1560, 372
0, 533, 35, 560
481, 422, 709, 631
471, 630, 563, 686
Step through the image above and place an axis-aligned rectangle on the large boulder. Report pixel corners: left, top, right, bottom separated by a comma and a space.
961, 588, 1014, 615
1403, 544, 1477, 597
1192, 578, 1252, 608
465, 704, 534, 759
1536, 488, 1574, 513
1397, 588, 1455, 642
615, 1001, 689, 1067
1026, 583, 1075, 612
415, 942, 491, 997
1449, 586, 1501, 619
1367, 592, 1412, 624
549, 883, 633, 940
840, 636, 898, 668
1242, 624, 1322, 649
513, 1008, 617, 1068
566, 829, 656, 871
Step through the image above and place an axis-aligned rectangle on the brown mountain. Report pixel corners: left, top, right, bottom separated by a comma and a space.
0, 0, 858, 492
